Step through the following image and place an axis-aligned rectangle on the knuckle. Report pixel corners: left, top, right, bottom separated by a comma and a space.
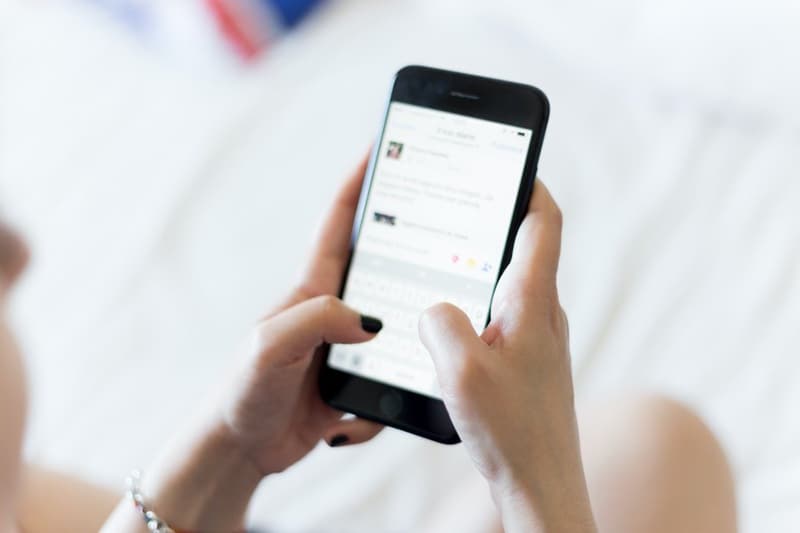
515, 278, 556, 307
315, 294, 340, 315
504, 288, 564, 335
421, 301, 457, 327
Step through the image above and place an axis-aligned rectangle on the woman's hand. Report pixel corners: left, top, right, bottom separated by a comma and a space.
218, 155, 384, 475
220, 295, 383, 476
419, 181, 597, 533
103, 158, 384, 533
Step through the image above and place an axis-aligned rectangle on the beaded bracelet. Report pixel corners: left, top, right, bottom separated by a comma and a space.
126, 470, 185, 533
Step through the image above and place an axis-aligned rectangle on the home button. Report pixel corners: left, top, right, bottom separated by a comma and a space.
379, 391, 403, 418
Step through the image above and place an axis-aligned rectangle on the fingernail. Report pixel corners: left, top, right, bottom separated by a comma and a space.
360, 315, 383, 333
328, 434, 349, 447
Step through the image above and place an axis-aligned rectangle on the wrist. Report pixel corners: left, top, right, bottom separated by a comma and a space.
490, 473, 596, 533
142, 420, 263, 531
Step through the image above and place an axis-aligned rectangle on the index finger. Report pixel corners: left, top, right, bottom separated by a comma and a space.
504, 179, 563, 296
300, 154, 368, 295
267, 154, 368, 319
257, 295, 377, 366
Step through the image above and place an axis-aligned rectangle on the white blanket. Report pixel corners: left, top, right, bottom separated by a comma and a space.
1, 1, 798, 531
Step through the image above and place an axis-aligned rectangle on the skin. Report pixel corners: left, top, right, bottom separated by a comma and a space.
0, 161, 737, 533
419, 183, 596, 532
0, 222, 29, 533
578, 395, 737, 533
100, 166, 598, 533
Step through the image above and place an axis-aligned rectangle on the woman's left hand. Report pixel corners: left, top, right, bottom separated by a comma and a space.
102, 157, 383, 533
219, 156, 384, 475
221, 294, 384, 475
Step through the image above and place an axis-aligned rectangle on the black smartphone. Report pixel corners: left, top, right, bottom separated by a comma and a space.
319, 65, 549, 444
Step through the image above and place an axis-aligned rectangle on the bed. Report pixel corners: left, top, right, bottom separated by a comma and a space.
1, 0, 798, 531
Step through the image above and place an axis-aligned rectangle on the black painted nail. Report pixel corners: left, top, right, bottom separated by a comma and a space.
360, 315, 383, 333
329, 434, 349, 447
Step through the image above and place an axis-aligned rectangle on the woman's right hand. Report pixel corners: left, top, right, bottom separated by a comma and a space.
419, 181, 597, 533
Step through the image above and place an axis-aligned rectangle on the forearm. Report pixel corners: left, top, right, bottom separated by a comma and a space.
490, 440, 597, 533
101, 421, 263, 533
17, 465, 119, 533
493, 481, 596, 533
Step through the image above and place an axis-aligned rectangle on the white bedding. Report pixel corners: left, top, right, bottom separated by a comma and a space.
1, 1, 799, 531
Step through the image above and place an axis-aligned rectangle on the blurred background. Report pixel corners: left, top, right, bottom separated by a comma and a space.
1, 0, 799, 531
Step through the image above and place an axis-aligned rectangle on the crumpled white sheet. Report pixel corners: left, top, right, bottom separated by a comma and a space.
1, 1, 799, 532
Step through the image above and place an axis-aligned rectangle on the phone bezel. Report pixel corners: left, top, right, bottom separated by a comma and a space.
319, 65, 550, 444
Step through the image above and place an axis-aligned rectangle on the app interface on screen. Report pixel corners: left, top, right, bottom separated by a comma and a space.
329, 102, 532, 398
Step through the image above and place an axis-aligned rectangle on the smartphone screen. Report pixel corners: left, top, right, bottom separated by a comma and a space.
328, 101, 533, 398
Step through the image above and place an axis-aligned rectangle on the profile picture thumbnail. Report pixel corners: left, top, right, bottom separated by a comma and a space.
386, 141, 404, 159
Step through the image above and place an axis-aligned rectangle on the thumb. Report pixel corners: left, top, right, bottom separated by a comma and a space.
419, 303, 486, 387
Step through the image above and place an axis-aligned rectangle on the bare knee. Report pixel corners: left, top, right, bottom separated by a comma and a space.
579, 395, 737, 533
